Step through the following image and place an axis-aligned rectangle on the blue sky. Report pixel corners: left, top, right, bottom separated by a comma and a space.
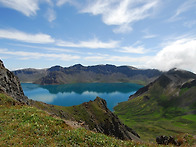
0, 0, 196, 73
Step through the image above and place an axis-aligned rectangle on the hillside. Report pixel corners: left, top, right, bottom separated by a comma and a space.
0, 59, 142, 145
0, 93, 144, 146
13, 64, 161, 85
1, 60, 195, 146
114, 68, 196, 141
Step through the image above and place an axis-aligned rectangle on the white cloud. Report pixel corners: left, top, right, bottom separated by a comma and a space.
0, 48, 80, 61
142, 29, 157, 39
56, 38, 119, 49
0, 0, 39, 16
0, 29, 55, 44
147, 38, 196, 73
84, 54, 150, 64
169, 0, 196, 21
120, 46, 146, 54
175, 0, 196, 17
56, 0, 70, 7
113, 24, 132, 34
9, 43, 81, 54
45, 8, 56, 22
81, 0, 159, 33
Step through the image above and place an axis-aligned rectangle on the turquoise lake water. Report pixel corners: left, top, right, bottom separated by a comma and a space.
21, 83, 143, 111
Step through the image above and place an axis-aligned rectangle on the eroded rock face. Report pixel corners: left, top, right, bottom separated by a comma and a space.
0, 60, 28, 104
69, 97, 141, 141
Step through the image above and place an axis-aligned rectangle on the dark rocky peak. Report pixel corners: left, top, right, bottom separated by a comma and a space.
0, 60, 5, 68
94, 96, 108, 110
80, 97, 141, 141
0, 60, 29, 104
167, 68, 196, 80
122, 65, 138, 70
68, 64, 86, 71
105, 64, 117, 68
164, 68, 196, 87
72, 64, 84, 68
48, 65, 64, 72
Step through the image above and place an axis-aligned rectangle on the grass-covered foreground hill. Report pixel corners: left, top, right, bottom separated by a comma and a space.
114, 69, 196, 143
0, 93, 144, 146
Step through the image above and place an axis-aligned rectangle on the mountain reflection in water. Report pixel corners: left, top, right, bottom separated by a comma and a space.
22, 83, 143, 111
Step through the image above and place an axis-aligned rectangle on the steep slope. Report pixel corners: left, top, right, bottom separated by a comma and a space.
31, 97, 141, 141
114, 69, 196, 141
12, 68, 47, 83
0, 60, 28, 104
1, 60, 140, 141
13, 64, 161, 85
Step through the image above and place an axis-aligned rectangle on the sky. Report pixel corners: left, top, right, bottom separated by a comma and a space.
0, 0, 196, 73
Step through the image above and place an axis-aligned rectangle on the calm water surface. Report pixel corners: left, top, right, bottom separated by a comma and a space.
21, 83, 143, 111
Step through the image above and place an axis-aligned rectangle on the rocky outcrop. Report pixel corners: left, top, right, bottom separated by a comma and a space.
31, 96, 141, 141
91, 97, 140, 141
67, 97, 140, 141
156, 136, 181, 146
0, 60, 28, 104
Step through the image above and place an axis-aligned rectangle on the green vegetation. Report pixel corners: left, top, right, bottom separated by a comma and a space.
114, 83, 196, 142
0, 93, 146, 146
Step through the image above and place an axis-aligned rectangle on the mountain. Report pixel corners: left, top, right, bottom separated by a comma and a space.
13, 64, 162, 85
0, 60, 140, 142
114, 68, 196, 141
0, 60, 29, 104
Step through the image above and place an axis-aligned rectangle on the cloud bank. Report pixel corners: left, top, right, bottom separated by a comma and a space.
0, 29, 55, 44
148, 38, 196, 73
0, 0, 39, 16
57, 38, 119, 49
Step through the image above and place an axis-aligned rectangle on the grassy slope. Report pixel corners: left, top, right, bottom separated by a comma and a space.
114, 83, 196, 143
0, 93, 149, 147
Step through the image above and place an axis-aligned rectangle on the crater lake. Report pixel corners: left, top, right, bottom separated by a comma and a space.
21, 83, 143, 111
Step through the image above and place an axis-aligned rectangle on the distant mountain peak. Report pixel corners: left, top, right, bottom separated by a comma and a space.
72, 64, 84, 67
48, 65, 64, 72
166, 68, 196, 80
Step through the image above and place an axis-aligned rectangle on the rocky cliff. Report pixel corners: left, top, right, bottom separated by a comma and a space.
0, 60, 28, 104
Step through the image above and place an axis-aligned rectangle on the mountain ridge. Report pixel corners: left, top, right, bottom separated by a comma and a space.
13, 64, 162, 85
